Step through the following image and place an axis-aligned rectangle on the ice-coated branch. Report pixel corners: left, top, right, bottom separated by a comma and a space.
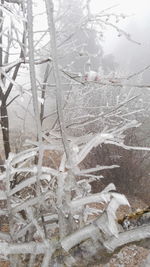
45, 0, 77, 239
6, 148, 38, 166
9, 174, 51, 196
61, 217, 150, 255
74, 133, 115, 165
98, 18, 140, 45
27, 0, 45, 209
62, 189, 130, 253
70, 183, 116, 210
76, 164, 119, 175
106, 140, 150, 152
0, 189, 7, 200
104, 224, 150, 251
0, 241, 55, 255
12, 191, 51, 213
1, 224, 150, 264
27, 0, 42, 141
61, 221, 100, 251
45, 0, 70, 162
26, 207, 47, 242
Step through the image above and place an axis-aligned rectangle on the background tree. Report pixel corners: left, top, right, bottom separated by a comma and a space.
0, 0, 27, 159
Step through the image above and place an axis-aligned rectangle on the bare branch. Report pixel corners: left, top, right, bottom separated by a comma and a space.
127, 64, 150, 80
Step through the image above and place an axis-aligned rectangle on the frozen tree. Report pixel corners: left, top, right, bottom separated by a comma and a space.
0, 0, 150, 267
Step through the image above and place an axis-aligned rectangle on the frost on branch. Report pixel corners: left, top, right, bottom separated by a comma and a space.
1, 127, 150, 266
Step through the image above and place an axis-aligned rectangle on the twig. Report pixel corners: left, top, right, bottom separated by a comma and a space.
127, 64, 150, 80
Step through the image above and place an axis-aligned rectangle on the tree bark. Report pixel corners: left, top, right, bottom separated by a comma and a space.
0, 100, 10, 159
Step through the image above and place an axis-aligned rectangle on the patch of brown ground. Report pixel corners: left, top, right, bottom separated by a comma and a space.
93, 245, 149, 267
0, 262, 10, 267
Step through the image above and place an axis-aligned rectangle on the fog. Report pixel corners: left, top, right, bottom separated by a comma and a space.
91, 0, 150, 76
4, 0, 150, 140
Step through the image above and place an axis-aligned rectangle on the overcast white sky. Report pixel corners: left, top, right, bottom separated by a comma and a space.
90, 0, 150, 52
90, 0, 149, 15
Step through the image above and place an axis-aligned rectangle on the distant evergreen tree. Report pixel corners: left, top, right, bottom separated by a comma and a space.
57, 0, 103, 73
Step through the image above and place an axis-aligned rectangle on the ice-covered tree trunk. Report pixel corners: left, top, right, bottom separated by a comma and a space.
45, 0, 77, 239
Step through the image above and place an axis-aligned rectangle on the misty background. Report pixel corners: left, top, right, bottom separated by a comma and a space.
6, 0, 150, 133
